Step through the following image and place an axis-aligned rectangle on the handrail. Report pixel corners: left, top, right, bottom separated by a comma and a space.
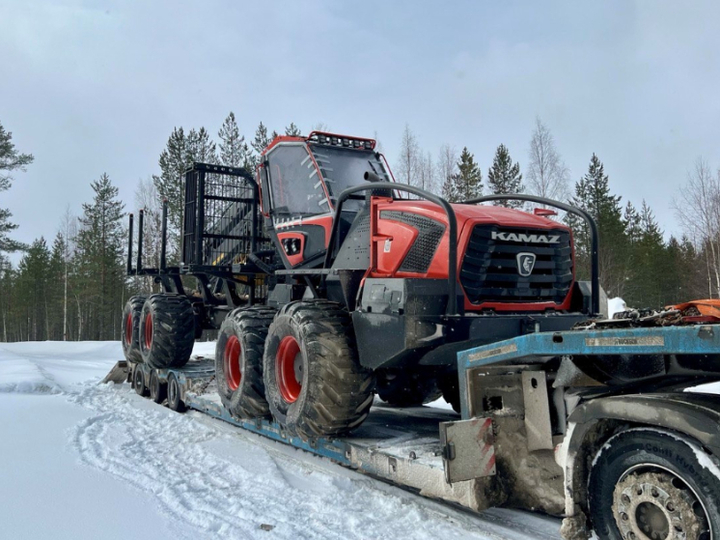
462, 194, 601, 316
325, 182, 460, 317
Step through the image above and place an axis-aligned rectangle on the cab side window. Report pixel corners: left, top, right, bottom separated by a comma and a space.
267, 146, 327, 216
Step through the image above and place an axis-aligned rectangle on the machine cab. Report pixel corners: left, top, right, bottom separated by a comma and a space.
257, 132, 392, 268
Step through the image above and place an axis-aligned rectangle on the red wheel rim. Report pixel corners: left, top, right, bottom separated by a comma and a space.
144, 313, 153, 350
276, 335, 302, 403
223, 335, 242, 391
125, 313, 133, 345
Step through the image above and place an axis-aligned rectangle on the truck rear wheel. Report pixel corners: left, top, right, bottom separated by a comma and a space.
138, 294, 195, 369
133, 365, 148, 397
589, 429, 719, 540
149, 370, 166, 404
122, 296, 146, 363
376, 369, 442, 407
263, 300, 374, 440
215, 306, 275, 419
167, 373, 186, 412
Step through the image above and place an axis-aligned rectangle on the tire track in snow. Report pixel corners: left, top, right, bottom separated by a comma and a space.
68, 383, 505, 540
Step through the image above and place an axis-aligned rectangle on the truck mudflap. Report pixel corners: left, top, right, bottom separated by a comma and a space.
439, 417, 496, 483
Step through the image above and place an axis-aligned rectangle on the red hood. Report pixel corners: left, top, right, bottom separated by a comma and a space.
379, 200, 569, 232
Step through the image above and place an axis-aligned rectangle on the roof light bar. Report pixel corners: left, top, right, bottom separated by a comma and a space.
306, 131, 377, 150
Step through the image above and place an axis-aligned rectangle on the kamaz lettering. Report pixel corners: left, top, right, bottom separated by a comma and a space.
491, 231, 561, 244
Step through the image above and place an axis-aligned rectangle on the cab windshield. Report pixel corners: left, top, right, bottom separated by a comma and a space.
309, 145, 391, 210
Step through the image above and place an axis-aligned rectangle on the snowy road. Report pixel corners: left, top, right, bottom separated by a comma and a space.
0, 341, 561, 540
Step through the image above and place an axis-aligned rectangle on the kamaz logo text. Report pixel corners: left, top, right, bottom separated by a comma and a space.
491, 231, 561, 244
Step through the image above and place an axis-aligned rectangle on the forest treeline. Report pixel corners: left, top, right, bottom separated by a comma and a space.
0, 115, 717, 341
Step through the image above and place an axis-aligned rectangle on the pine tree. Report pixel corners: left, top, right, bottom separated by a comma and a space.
0, 120, 34, 255
47, 233, 66, 339
249, 122, 272, 170
623, 202, 642, 244
443, 147, 482, 202
284, 123, 301, 136
153, 127, 188, 257
75, 174, 127, 340
628, 201, 666, 307
218, 112, 252, 170
566, 154, 628, 296
15, 238, 51, 340
187, 127, 217, 164
487, 144, 524, 208
0, 260, 15, 341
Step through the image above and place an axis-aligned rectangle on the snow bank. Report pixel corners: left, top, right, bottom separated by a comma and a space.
684, 380, 720, 395
0, 341, 121, 393
607, 297, 626, 317
0, 340, 215, 393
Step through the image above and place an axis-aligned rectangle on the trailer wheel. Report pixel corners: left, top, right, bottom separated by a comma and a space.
376, 369, 442, 407
215, 306, 275, 419
133, 366, 148, 397
263, 300, 374, 440
589, 429, 719, 540
149, 370, 167, 404
138, 294, 195, 369
121, 296, 146, 363
167, 373, 186, 413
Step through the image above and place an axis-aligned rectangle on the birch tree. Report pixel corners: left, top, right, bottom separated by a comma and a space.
526, 118, 569, 202
674, 158, 720, 297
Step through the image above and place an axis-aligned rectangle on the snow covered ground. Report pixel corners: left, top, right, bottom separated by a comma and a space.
0, 341, 561, 540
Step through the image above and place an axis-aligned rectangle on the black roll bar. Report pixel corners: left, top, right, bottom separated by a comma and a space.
136, 209, 144, 273
462, 194, 600, 316
324, 182, 459, 317
127, 213, 134, 275
160, 200, 168, 272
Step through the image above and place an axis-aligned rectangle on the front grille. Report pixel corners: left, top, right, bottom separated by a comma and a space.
460, 225, 573, 304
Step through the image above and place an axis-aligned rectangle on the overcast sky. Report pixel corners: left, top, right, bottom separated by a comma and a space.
2, 0, 719, 259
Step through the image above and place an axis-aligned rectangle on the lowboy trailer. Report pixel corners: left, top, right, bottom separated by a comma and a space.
111, 321, 720, 540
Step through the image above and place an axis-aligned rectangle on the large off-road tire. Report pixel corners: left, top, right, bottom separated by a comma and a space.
138, 294, 195, 369
589, 428, 719, 540
215, 306, 276, 419
376, 369, 442, 407
121, 296, 146, 363
263, 300, 374, 440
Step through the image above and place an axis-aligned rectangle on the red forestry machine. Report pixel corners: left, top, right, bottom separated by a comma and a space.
123, 131, 601, 439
